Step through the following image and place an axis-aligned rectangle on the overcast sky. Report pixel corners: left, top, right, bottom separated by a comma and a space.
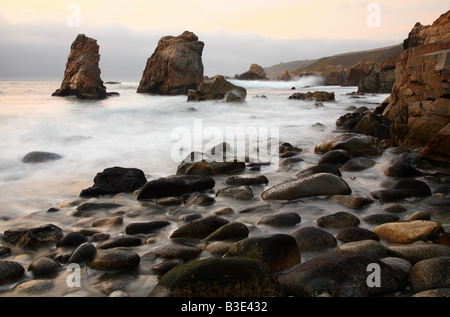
0, 0, 448, 81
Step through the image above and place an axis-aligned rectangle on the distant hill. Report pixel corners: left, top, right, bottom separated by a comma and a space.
265, 44, 403, 79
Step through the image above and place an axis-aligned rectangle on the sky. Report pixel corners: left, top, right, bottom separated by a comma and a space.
0, 0, 448, 80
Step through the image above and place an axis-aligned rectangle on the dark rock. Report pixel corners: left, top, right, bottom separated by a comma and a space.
225, 175, 268, 186
223, 234, 301, 272
125, 221, 171, 235
316, 211, 360, 229
0, 246, 11, 258
216, 186, 254, 200
204, 222, 249, 242
67, 242, 97, 264
79, 167, 147, 198
336, 112, 364, 130
410, 256, 450, 294
170, 215, 229, 239
352, 112, 392, 140
336, 227, 380, 243
149, 257, 283, 297
278, 251, 408, 296
56, 232, 88, 247
315, 133, 384, 157
387, 242, 450, 264
187, 75, 247, 102
185, 192, 215, 206
330, 195, 374, 209
2, 224, 63, 248
22, 151, 63, 163
0, 261, 25, 285
151, 259, 184, 275
261, 173, 351, 201
288, 91, 335, 102
370, 178, 432, 203
235, 64, 269, 80
137, 175, 215, 200
96, 235, 142, 249
91, 216, 123, 227
384, 162, 424, 178
290, 227, 337, 252
296, 163, 342, 179
87, 249, 140, 271
237, 201, 272, 214
71, 202, 122, 217
176, 160, 246, 176
257, 212, 301, 227
412, 288, 450, 297
340, 157, 376, 171
362, 214, 401, 225
154, 243, 202, 260
137, 31, 204, 95
336, 239, 388, 258
318, 149, 352, 166
28, 257, 61, 276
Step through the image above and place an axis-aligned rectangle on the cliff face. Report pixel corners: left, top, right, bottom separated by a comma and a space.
382, 10, 450, 164
52, 34, 107, 100
137, 31, 204, 95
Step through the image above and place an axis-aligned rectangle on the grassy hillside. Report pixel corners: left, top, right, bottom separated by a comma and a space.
265, 44, 403, 79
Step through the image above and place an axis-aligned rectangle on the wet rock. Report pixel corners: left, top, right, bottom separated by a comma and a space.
177, 214, 202, 223
351, 111, 392, 140
337, 239, 388, 258
290, 227, 337, 252
71, 202, 122, 217
151, 259, 185, 275
96, 235, 142, 249
13, 279, 55, 295
370, 178, 432, 203
28, 257, 61, 276
176, 160, 246, 176
67, 242, 97, 264
314, 133, 384, 157
203, 241, 234, 256
406, 210, 431, 221
330, 195, 374, 209
279, 157, 304, 166
235, 64, 269, 80
185, 192, 215, 206
256, 212, 301, 227
125, 221, 171, 235
237, 201, 272, 214
340, 157, 376, 171
278, 251, 408, 297
216, 186, 254, 200
0, 246, 11, 258
209, 206, 235, 216
56, 232, 88, 247
410, 256, 450, 294
387, 242, 450, 264
296, 163, 342, 179
204, 222, 249, 242
154, 243, 202, 260
87, 249, 140, 271
261, 173, 351, 201
384, 162, 424, 178
373, 220, 443, 244
288, 91, 335, 102
79, 167, 147, 198
318, 149, 352, 166
336, 112, 364, 130
336, 227, 380, 243
412, 288, 450, 297
137, 31, 204, 95
187, 75, 247, 102
383, 203, 407, 213
22, 151, 63, 163
361, 214, 401, 225
52, 34, 107, 99
92, 216, 123, 227
0, 261, 25, 285
149, 257, 283, 297
381, 257, 413, 274
223, 234, 301, 273
225, 175, 269, 186
2, 224, 63, 248
170, 215, 229, 239
316, 211, 360, 229
137, 175, 215, 200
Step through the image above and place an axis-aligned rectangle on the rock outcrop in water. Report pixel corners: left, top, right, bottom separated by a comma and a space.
187, 75, 247, 102
137, 31, 204, 95
382, 11, 450, 164
235, 64, 269, 80
52, 34, 107, 100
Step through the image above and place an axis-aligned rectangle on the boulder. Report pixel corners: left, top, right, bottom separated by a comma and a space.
387, 242, 450, 264
316, 211, 360, 229
290, 227, 337, 252
79, 166, 147, 198
149, 257, 283, 297
216, 185, 254, 200
223, 234, 301, 272
0, 261, 25, 285
288, 91, 335, 102
340, 157, 376, 171
52, 34, 107, 99
154, 243, 202, 260
256, 212, 301, 227
278, 251, 408, 297
137, 31, 204, 95
170, 215, 229, 239
373, 220, 443, 244
352, 112, 392, 140
22, 151, 63, 163
235, 64, 269, 80
137, 175, 215, 200
314, 133, 384, 157
261, 173, 351, 201
382, 11, 450, 153
176, 160, 246, 176
2, 224, 63, 248
370, 178, 432, 203
187, 75, 247, 102
410, 256, 450, 294
419, 122, 450, 165
87, 249, 140, 271
277, 70, 292, 81
204, 222, 249, 242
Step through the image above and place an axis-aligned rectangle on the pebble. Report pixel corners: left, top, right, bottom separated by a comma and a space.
87, 249, 140, 271
290, 227, 337, 252
316, 211, 360, 229
373, 220, 443, 244
0, 261, 25, 285
256, 212, 301, 227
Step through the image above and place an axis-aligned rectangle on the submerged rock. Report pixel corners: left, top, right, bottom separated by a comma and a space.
315, 133, 384, 157
22, 151, 62, 163
52, 34, 107, 99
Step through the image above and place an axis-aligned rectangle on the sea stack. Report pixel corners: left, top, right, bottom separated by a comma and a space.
382, 10, 450, 164
52, 34, 107, 100
137, 31, 204, 95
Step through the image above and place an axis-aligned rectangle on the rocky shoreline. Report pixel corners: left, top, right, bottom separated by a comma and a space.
0, 123, 449, 297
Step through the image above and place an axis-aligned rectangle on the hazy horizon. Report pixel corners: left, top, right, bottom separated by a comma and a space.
0, 1, 448, 81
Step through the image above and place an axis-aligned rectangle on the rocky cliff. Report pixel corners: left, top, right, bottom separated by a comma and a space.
382, 10, 450, 164
137, 31, 204, 95
52, 34, 107, 100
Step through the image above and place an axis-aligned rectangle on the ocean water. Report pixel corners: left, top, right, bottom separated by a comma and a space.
0, 78, 388, 221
